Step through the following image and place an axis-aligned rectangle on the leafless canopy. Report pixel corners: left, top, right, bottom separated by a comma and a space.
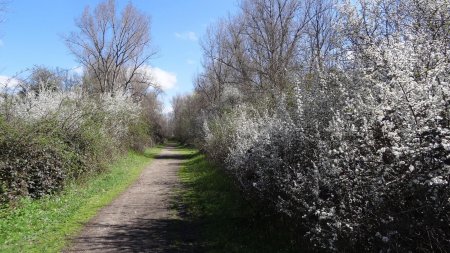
65, 0, 157, 95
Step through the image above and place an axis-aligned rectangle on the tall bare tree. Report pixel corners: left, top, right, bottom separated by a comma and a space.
304, 0, 339, 74
65, 0, 157, 95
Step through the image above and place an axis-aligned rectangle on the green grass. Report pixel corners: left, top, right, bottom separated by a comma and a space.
177, 147, 301, 253
0, 146, 162, 253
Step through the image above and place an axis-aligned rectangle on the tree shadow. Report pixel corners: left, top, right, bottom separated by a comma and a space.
67, 216, 202, 253
153, 144, 199, 161
153, 153, 198, 161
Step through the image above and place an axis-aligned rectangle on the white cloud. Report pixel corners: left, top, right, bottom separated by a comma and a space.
174, 31, 198, 42
140, 66, 177, 91
186, 59, 196, 65
0, 75, 20, 92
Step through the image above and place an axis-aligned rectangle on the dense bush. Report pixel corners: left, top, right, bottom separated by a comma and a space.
205, 93, 449, 251
0, 84, 164, 204
0, 119, 79, 202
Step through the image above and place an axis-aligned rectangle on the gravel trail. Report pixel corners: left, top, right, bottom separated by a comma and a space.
64, 144, 198, 253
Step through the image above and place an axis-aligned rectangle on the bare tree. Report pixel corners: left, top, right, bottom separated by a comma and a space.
304, 0, 339, 74
198, 0, 313, 107
238, 0, 310, 93
65, 0, 157, 95
196, 20, 234, 107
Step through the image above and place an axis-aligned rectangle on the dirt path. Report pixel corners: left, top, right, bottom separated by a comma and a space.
65, 144, 198, 253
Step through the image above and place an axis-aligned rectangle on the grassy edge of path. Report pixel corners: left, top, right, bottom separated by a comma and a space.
0, 146, 162, 253
176, 146, 301, 253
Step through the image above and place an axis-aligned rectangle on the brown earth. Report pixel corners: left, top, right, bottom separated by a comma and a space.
64, 144, 200, 253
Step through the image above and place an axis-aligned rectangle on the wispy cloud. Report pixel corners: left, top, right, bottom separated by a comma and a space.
186, 59, 196, 65
174, 31, 198, 42
139, 66, 177, 91
0, 39, 4, 47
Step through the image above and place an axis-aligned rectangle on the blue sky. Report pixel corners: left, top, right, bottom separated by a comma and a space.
0, 0, 239, 112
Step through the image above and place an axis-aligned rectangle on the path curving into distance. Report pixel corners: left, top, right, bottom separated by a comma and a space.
65, 144, 198, 253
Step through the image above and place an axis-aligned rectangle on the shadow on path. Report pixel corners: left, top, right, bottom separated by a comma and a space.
153, 153, 198, 161
153, 145, 198, 161
70, 217, 200, 253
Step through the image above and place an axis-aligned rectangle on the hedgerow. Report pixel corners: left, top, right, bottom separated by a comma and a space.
172, 0, 450, 251
0, 86, 162, 204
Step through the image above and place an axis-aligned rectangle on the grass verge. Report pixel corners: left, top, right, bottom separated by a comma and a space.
0, 146, 162, 253
177, 147, 300, 253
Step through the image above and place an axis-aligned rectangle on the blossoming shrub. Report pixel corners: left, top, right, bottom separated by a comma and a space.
0, 88, 152, 203
202, 110, 242, 163
204, 37, 450, 250
158, 0, 450, 250
98, 92, 142, 148
210, 90, 449, 251
312, 38, 450, 251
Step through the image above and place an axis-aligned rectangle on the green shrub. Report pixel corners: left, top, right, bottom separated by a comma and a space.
126, 115, 153, 152
0, 119, 80, 203
0, 115, 119, 204
64, 115, 116, 175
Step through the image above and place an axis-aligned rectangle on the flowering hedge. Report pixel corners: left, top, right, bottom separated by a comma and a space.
192, 0, 450, 251
0, 87, 155, 204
